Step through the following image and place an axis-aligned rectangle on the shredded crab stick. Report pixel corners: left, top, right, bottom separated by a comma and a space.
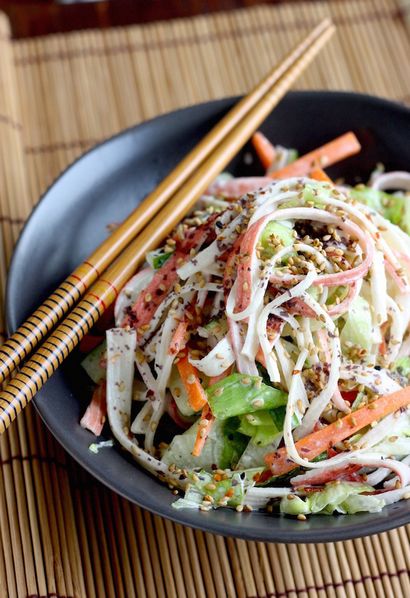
80, 381, 107, 436
252, 131, 276, 169
169, 320, 189, 356
270, 132, 361, 179
207, 177, 272, 199
123, 217, 217, 330
263, 386, 410, 478
176, 354, 208, 411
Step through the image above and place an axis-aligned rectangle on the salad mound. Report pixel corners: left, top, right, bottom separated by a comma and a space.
79, 131, 410, 518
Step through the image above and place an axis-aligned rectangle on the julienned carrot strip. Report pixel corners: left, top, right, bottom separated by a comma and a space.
192, 404, 215, 457
310, 167, 332, 183
176, 354, 208, 412
252, 131, 276, 170
169, 320, 188, 356
264, 386, 410, 476
270, 132, 361, 179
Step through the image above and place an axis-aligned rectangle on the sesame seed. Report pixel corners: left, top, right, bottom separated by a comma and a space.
144, 293, 152, 302
187, 374, 196, 384
236, 504, 244, 512
251, 398, 265, 408
297, 514, 307, 521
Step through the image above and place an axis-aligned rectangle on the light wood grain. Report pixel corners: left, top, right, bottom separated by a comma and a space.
0, 2, 410, 596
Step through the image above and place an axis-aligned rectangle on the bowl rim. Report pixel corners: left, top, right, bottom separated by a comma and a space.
6, 90, 410, 543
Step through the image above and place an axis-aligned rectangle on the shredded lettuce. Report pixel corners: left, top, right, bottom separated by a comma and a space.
221, 418, 249, 469
162, 420, 225, 470
280, 481, 378, 515
162, 418, 247, 471
352, 186, 410, 234
351, 186, 384, 212
340, 296, 373, 352
173, 470, 250, 510
168, 367, 196, 417
303, 182, 333, 206
351, 391, 366, 411
89, 439, 114, 454
207, 374, 287, 419
260, 221, 294, 259
203, 318, 228, 346
237, 439, 281, 469
341, 493, 385, 514
146, 248, 173, 269
280, 495, 310, 515
81, 340, 106, 384
393, 357, 410, 380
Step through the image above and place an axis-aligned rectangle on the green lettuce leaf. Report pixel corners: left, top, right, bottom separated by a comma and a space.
280, 481, 375, 516
172, 469, 258, 510
81, 340, 106, 384
207, 374, 287, 419
340, 296, 373, 352
162, 418, 248, 471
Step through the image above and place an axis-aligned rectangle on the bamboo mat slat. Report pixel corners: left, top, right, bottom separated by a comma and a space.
0, 1, 410, 596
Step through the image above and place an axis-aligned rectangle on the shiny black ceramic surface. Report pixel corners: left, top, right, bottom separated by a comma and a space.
7, 92, 410, 542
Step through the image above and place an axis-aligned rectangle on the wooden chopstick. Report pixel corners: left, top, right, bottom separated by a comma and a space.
0, 18, 332, 386
0, 20, 335, 433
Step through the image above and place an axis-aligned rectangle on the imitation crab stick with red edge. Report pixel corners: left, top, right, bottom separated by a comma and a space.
262, 386, 410, 478
252, 131, 277, 169
270, 132, 361, 179
80, 381, 107, 436
176, 354, 208, 412
169, 320, 189, 356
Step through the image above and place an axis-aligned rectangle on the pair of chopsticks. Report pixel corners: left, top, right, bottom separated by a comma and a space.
0, 19, 335, 433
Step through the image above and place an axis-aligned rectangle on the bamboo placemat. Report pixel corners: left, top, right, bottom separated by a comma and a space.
1, 1, 410, 596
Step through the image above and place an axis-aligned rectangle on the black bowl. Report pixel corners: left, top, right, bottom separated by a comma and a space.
7, 91, 410, 543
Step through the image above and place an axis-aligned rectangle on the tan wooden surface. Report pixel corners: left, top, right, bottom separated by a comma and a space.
0, 1, 410, 596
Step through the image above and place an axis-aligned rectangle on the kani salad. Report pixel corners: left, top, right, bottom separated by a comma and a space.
79, 130, 410, 518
